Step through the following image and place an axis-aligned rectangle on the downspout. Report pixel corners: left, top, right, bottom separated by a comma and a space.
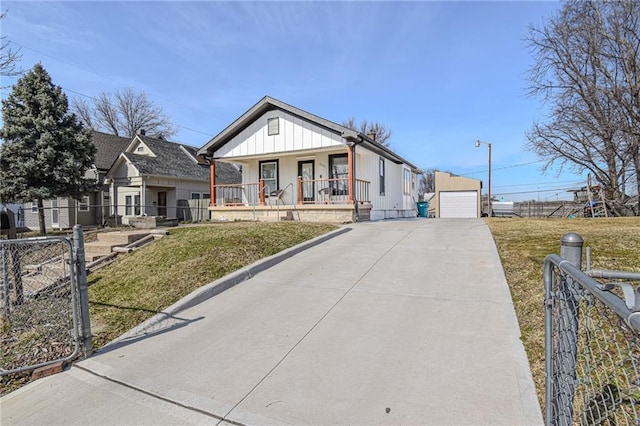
346, 135, 364, 221
209, 157, 216, 207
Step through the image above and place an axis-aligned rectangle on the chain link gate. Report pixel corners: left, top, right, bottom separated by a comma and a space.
1, 226, 92, 377
544, 233, 640, 426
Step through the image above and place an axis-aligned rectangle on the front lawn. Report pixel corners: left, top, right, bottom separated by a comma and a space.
486, 217, 640, 408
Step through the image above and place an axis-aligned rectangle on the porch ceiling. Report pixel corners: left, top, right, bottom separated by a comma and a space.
216, 146, 348, 164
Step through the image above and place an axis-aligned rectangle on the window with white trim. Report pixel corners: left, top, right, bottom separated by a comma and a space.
404, 169, 411, 195
31, 201, 38, 213
191, 193, 202, 200
379, 158, 385, 196
78, 195, 90, 212
267, 117, 279, 136
125, 194, 141, 215
125, 195, 133, 215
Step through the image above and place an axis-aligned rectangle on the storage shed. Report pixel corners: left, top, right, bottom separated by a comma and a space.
433, 172, 481, 218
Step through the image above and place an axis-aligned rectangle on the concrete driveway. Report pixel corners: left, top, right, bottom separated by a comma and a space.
1, 219, 542, 425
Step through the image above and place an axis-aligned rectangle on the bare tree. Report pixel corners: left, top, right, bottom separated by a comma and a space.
72, 87, 177, 138
0, 11, 22, 83
343, 116, 393, 146
526, 0, 639, 215
418, 168, 453, 196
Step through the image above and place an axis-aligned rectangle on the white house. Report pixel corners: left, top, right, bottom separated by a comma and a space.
197, 96, 421, 222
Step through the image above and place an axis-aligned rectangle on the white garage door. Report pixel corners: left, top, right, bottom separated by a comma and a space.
440, 191, 478, 218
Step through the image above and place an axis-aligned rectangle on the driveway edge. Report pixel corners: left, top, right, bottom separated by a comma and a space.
108, 226, 351, 344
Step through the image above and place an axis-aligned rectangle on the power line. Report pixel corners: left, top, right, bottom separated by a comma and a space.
457, 160, 544, 176
493, 187, 577, 196
492, 179, 584, 189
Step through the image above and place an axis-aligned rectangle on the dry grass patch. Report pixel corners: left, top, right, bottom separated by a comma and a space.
88, 222, 337, 348
486, 217, 640, 409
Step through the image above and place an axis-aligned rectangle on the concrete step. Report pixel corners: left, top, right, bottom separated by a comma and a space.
84, 242, 118, 261
95, 231, 150, 245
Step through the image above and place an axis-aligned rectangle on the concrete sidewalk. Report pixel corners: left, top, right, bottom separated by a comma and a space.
1, 219, 542, 425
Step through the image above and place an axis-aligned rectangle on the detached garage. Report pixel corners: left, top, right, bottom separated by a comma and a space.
433, 172, 481, 218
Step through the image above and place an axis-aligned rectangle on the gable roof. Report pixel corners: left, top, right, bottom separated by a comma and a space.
91, 131, 131, 171
111, 134, 241, 184
197, 96, 419, 171
122, 135, 209, 181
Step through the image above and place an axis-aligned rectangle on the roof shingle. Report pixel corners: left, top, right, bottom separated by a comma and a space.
125, 135, 240, 184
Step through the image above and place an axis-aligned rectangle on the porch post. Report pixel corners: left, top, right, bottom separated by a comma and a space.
348, 143, 354, 204
141, 178, 146, 215
111, 181, 117, 216
297, 176, 303, 205
209, 160, 216, 207
259, 178, 265, 206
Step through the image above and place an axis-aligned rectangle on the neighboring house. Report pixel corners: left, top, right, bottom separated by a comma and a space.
22, 131, 131, 230
106, 132, 240, 225
197, 96, 420, 222
432, 171, 482, 218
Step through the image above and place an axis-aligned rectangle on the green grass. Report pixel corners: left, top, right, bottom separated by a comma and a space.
87, 222, 337, 347
486, 217, 640, 409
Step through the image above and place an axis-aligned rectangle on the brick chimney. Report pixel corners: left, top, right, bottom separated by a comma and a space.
137, 129, 146, 136
367, 131, 377, 141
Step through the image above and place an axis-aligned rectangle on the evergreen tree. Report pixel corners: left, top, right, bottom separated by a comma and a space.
0, 63, 96, 234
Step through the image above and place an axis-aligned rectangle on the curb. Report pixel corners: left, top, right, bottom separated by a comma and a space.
108, 226, 352, 344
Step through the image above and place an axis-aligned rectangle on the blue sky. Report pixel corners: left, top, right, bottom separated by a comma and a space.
1, 1, 587, 201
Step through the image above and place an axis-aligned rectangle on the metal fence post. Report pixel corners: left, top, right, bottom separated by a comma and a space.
560, 233, 583, 269
73, 225, 93, 355
553, 233, 583, 426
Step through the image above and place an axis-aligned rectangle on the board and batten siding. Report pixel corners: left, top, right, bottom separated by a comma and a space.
358, 149, 418, 220
215, 110, 343, 159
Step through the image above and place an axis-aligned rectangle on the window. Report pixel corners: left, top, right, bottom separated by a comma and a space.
379, 158, 385, 196
78, 196, 90, 212
259, 160, 279, 196
404, 169, 411, 195
191, 193, 201, 200
412, 172, 416, 190
137, 146, 144, 152
125, 194, 141, 215
203, 193, 210, 199
51, 199, 59, 227
329, 154, 348, 196
267, 117, 279, 136
125, 195, 132, 215
134, 195, 141, 215
31, 201, 37, 213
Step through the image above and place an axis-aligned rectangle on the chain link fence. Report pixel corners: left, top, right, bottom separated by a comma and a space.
544, 234, 640, 426
1, 227, 92, 378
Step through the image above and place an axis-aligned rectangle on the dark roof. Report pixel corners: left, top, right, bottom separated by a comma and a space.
91, 131, 131, 171
214, 162, 242, 184
122, 135, 241, 184
197, 96, 419, 171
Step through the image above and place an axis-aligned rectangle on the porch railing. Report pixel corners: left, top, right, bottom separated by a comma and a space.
355, 179, 371, 204
211, 178, 370, 207
297, 178, 370, 205
212, 182, 264, 207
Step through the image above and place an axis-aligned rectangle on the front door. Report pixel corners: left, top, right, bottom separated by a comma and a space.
298, 160, 315, 202
329, 154, 348, 196
157, 191, 167, 216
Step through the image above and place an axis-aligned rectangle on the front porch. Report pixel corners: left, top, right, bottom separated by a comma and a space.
210, 178, 372, 223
